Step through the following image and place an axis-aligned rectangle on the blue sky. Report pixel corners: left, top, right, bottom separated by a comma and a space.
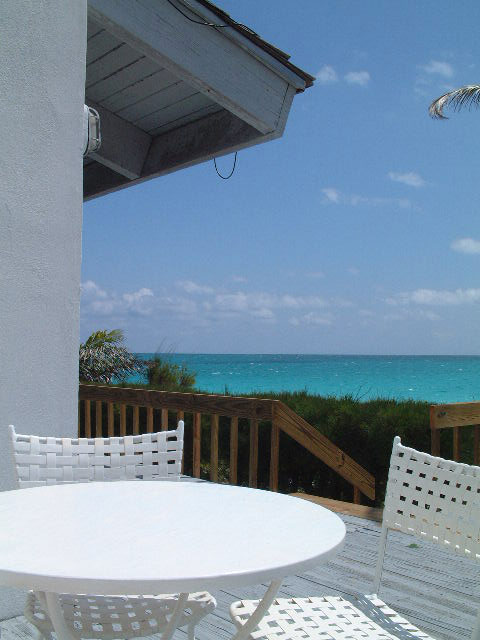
82, 1, 480, 355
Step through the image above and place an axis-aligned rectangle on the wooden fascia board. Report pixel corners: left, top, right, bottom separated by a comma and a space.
88, 101, 152, 179
88, 0, 293, 134
176, 0, 308, 92
83, 86, 296, 200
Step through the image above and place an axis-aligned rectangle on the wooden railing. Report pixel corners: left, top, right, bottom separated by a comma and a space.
430, 401, 480, 463
78, 384, 375, 502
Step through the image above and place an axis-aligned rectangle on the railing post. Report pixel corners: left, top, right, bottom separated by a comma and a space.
230, 416, 238, 485
249, 418, 258, 488
269, 422, 279, 492
147, 407, 153, 433
353, 486, 361, 505
210, 414, 219, 482
430, 405, 440, 456
133, 406, 139, 434
120, 404, 126, 436
161, 408, 169, 431
193, 412, 201, 478
108, 402, 114, 437
95, 401, 102, 438
453, 426, 460, 461
85, 399, 91, 438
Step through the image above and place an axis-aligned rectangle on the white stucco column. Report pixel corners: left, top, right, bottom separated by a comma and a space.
0, 0, 87, 618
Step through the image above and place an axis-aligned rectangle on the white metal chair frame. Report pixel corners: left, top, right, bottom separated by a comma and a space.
230, 436, 480, 640
9, 422, 216, 640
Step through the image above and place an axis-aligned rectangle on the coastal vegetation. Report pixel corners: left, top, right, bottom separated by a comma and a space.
144, 355, 196, 392
81, 336, 467, 506
109, 376, 444, 506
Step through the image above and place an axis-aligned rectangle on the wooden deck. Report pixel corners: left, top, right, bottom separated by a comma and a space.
1, 511, 477, 640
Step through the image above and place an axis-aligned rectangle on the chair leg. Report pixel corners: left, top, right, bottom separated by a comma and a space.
31, 628, 49, 640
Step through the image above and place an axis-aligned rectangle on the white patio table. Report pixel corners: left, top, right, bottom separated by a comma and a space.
0, 480, 346, 640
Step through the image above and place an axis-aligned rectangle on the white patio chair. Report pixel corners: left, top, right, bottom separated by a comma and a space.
230, 436, 480, 640
9, 422, 216, 640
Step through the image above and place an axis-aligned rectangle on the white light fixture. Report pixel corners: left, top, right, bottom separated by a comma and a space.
83, 105, 101, 157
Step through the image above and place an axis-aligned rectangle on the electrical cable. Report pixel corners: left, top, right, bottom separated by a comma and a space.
214, 152, 237, 180
164, 0, 255, 33
165, 0, 244, 180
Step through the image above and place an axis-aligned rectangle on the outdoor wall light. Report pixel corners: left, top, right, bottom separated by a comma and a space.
83, 104, 101, 157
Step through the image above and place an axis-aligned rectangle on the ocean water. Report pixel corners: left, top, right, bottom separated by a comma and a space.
130, 354, 480, 403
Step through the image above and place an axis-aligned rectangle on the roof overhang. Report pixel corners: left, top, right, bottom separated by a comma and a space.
84, 0, 314, 200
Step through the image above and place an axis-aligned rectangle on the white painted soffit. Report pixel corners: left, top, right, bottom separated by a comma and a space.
84, 0, 314, 199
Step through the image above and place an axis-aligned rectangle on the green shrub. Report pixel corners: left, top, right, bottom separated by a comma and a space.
105, 372, 466, 506
145, 355, 196, 392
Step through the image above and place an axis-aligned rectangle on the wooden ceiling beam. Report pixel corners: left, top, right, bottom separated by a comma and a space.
87, 101, 152, 180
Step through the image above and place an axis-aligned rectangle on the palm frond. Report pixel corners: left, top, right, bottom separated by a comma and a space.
429, 85, 480, 119
79, 330, 144, 383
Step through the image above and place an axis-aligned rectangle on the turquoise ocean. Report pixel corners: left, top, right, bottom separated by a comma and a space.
130, 354, 480, 403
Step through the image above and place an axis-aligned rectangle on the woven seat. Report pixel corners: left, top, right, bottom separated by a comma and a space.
9, 422, 217, 640
230, 437, 480, 640
231, 595, 430, 640
26, 591, 216, 640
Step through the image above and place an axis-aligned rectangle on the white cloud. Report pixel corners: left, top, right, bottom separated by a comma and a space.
81, 280, 107, 299
81, 280, 352, 330
251, 308, 275, 321
344, 70, 370, 86
176, 280, 215, 295
81, 281, 155, 317
451, 238, 480, 254
420, 60, 454, 78
387, 287, 480, 306
290, 312, 333, 327
322, 187, 414, 210
122, 288, 154, 316
388, 171, 426, 188
321, 187, 341, 204
157, 296, 197, 316
316, 65, 338, 84
211, 292, 329, 316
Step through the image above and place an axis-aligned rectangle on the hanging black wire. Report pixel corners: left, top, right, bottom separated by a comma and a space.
165, 0, 254, 33
214, 152, 237, 180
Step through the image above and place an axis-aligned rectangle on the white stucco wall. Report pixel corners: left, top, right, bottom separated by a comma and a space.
0, 0, 87, 619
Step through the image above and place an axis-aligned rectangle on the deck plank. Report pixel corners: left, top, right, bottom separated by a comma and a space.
1, 514, 477, 640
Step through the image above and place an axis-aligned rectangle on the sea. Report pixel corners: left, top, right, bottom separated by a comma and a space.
128, 354, 480, 403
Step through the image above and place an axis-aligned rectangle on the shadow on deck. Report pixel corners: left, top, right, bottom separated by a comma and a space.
1, 512, 477, 640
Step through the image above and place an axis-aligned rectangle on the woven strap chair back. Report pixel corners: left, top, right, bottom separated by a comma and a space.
9, 422, 184, 488
384, 436, 480, 561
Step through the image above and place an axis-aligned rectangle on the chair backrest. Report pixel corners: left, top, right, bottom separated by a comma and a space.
384, 435, 480, 558
374, 436, 480, 640
374, 435, 480, 597
9, 422, 184, 488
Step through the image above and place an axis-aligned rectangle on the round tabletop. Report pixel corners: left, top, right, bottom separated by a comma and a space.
0, 481, 345, 594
